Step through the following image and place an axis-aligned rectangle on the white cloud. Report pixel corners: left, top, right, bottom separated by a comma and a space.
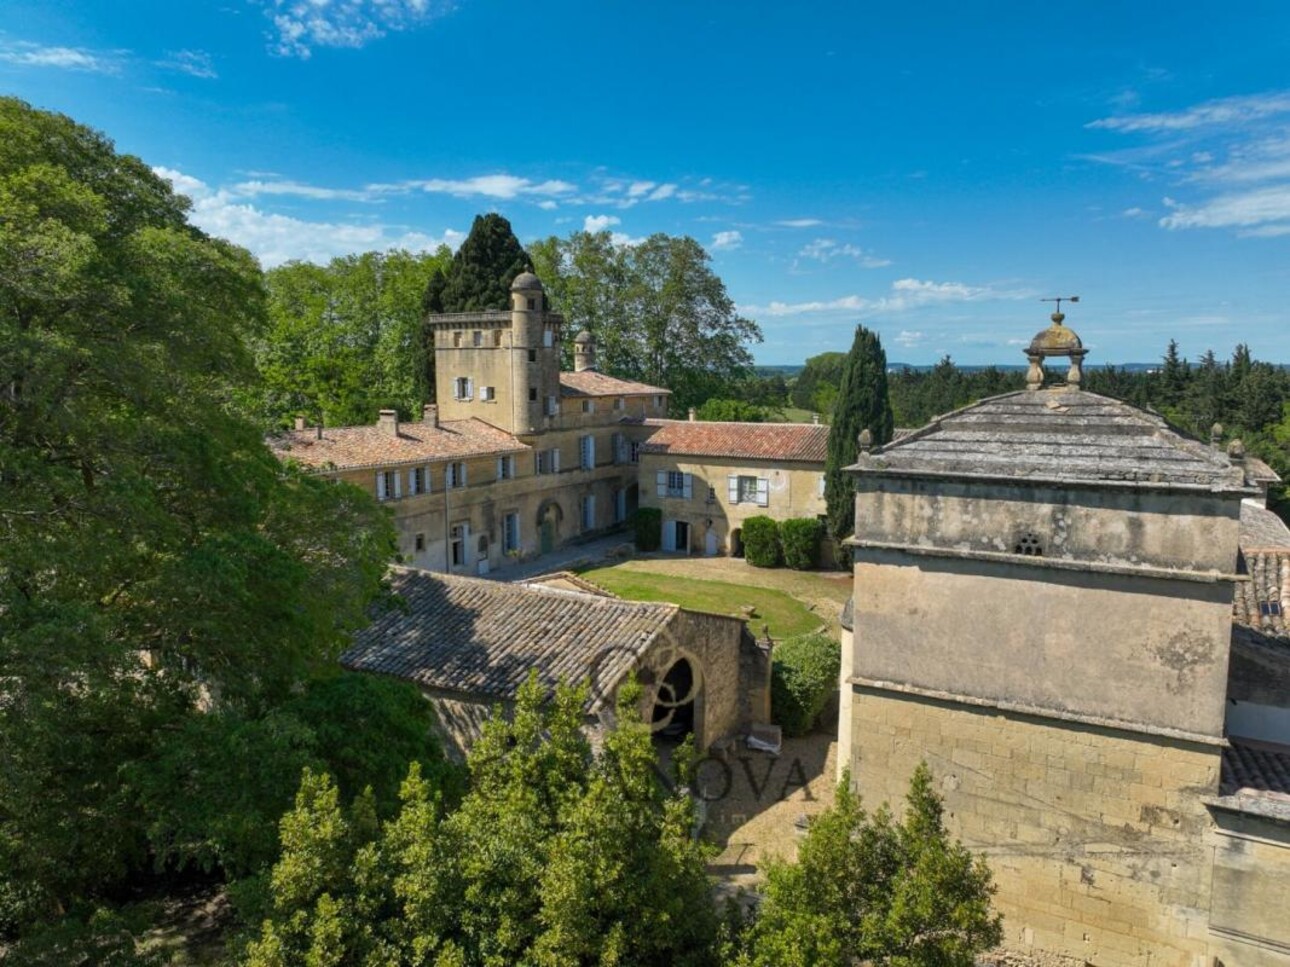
648, 183, 677, 201
627, 181, 655, 198
260, 0, 457, 58
1158, 184, 1290, 233
1122, 206, 1149, 218
153, 166, 463, 267
895, 330, 924, 347
0, 41, 121, 73
1088, 92, 1290, 133
583, 214, 621, 232
776, 218, 823, 228
233, 179, 375, 202
610, 232, 647, 248
369, 174, 577, 200
536, 200, 558, 211
156, 49, 217, 79
741, 278, 1031, 317
797, 238, 891, 268
711, 230, 743, 251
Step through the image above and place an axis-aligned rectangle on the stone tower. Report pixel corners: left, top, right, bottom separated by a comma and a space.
840, 311, 1258, 965
573, 329, 596, 372
424, 271, 563, 436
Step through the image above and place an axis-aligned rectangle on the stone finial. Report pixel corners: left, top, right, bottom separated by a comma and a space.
1210, 422, 1224, 447
688, 407, 697, 422
858, 428, 873, 453
1227, 438, 1246, 465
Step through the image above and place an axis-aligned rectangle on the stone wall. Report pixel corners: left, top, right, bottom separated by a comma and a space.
848, 687, 1222, 967
1208, 807, 1290, 965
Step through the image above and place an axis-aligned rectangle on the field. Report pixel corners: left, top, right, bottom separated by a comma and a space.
576, 555, 850, 639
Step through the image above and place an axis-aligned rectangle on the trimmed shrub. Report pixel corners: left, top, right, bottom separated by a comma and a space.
779, 517, 823, 570
634, 507, 662, 551
771, 632, 841, 737
742, 515, 781, 567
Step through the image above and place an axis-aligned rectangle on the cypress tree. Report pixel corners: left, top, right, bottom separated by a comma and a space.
422, 212, 532, 313
825, 325, 894, 540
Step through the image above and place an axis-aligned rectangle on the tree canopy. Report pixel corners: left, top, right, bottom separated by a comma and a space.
423, 213, 531, 314
0, 96, 403, 936
824, 325, 894, 540
530, 230, 762, 414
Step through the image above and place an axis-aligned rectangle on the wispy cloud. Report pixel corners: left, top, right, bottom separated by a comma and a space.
1088, 92, 1290, 133
775, 218, 823, 228
1089, 89, 1290, 237
895, 330, 924, 347
741, 278, 1032, 317
258, 0, 457, 58
0, 41, 123, 73
156, 49, 217, 79
233, 179, 375, 202
369, 174, 577, 200
154, 166, 463, 267
583, 214, 620, 232
711, 230, 743, 251
796, 238, 890, 268
581, 174, 744, 208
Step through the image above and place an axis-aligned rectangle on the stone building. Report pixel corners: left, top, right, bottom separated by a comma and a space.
840, 311, 1290, 966
637, 419, 828, 555
272, 272, 667, 574
342, 566, 771, 760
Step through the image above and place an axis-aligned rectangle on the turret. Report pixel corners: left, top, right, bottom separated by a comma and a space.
573, 330, 596, 372
510, 271, 554, 434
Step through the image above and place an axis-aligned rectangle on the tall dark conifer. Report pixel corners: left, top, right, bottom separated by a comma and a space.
825, 325, 894, 540
422, 213, 531, 313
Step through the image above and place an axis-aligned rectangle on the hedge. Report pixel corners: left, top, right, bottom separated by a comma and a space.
742, 515, 781, 567
779, 517, 823, 570
634, 507, 662, 551
771, 631, 841, 737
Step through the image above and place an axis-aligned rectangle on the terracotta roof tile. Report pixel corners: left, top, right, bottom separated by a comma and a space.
1233, 549, 1290, 636
1239, 501, 1290, 551
640, 420, 828, 464
270, 418, 528, 471
559, 371, 669, 398
342, 568, 679, 711
1221, 740, 1290, 798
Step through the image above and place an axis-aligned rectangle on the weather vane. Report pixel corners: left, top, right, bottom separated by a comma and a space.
1041, 295, 1080, 317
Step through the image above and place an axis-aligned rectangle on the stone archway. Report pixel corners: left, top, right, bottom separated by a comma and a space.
536, 499, 562, 555
651, 655, 703, 744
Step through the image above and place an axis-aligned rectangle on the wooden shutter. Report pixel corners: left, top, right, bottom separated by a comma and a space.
727, 475, 739, 504
552, 448, 560, 473
662, 520, 676, 552
757, 477, 769, 507
461, 463, 467, 487
656, 470, 667, 497
425, 465, 432, 493
588, 436, 596, 468
682, 473, 693, 499
376, 472, 386, 500
497, 457, 504, 480
393, 471, 402, 499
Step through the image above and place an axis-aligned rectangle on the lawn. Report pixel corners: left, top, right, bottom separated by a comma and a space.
767, 405, 827, 425
577, 565, 827, 639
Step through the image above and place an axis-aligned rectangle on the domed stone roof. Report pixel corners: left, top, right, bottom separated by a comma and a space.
1027, 313, 1084, 356
574, 329, 593, 344
511, 270, 543, 291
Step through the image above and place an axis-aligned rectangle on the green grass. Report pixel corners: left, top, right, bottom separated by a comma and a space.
577, 567, 824, 639
768, 406, 827, 425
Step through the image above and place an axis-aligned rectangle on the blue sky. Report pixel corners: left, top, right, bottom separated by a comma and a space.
5, 1, 1290, 365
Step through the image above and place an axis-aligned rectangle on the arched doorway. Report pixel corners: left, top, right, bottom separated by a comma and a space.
651, 656, 701, 743
536, 500, 562, 555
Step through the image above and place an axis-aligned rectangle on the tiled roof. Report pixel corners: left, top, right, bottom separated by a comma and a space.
1239, 501, 1290, 550
342, 568, 679, 711
640, 420, 829, 464
1221, 739, 1290, 799
559, 371, 669, 398
1233, 549, 1290, 636
1244, 455, 1281, 485
853, 389, 1248, 490
270, 419, 529, 471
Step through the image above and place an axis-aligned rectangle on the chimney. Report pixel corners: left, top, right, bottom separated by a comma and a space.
688, 407, 697, 422
423, 403, 439, 429
812, 413, 820, 425
294, 416, 306, 431
377, 409, 400, 437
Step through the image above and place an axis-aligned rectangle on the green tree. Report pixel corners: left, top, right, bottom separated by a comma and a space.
789, 351, 847, 411
738, 764, 1002, 966
824, 325, 894, 540
696, 398, 767, 422
0, 97, 394, 930
423, 213, 531, 314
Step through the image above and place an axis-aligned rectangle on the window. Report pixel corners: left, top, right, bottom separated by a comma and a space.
527, 297, 537, 310
376, 469, 399, 500
493, 330, 503, 347
614, 488, 627, 523
452, 331, 462, 347
707, 486, 716, 502
503, 512, 520, 553
543, 329, 554, 348
529, 387, 538, 402
582, 399, 593, 414
630, 440, 641, 464
545, 395, 559, 417
728, 474, 768, 507
472, 330, 482, 347
454, 376, 473, 400
481, 386, 496, 402
528, 349, 537, 363
654, 395, 664, 409
614, 397, 624, 411
1261, 601, 1283, 617
408, 465, 430, 496
414, 533, 425, 553
658, 470, 692, 499
447, 461, 467, 488
818, 474, 826, 497
612, 432, 626, 464
497, 454, 516, 480
536, 448, 561, 475
579, 435, 596, 470
581, 494, 596, 531
450, 524, 466, 567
